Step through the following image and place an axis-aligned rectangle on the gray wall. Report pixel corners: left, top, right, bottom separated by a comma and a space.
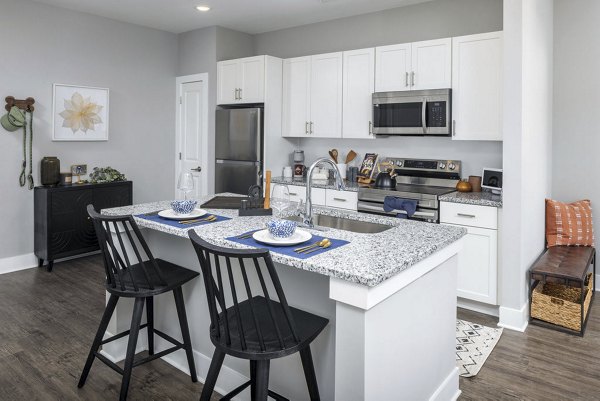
253, 0, 504, 177
553, 0, 600, 247
177, 26, 254, 194
0, 0, 177, 259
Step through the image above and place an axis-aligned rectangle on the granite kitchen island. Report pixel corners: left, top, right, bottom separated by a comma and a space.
102, 195, 466, 401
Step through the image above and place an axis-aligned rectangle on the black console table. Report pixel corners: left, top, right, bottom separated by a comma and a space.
34, 181, 133, 272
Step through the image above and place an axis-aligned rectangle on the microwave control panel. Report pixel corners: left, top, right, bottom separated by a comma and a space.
427, 101, 447, 128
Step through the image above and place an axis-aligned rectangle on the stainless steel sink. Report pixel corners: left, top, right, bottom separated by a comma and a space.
285, 214, 393, 234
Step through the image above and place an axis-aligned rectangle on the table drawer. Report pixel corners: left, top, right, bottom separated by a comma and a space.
440, 202, 497, 229
326, 190, 358, 210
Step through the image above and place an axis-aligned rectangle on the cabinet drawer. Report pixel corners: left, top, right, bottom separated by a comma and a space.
440, 202, 497, 229
326, 190, 358, 210
278, 185, 326, 206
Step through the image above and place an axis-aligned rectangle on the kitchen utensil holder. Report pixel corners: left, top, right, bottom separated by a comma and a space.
238, 197, 273, 216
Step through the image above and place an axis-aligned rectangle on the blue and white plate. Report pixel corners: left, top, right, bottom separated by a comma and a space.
253, 229, 312, 246
158, 208, 207, 220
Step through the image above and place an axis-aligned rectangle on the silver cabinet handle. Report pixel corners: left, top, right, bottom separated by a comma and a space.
289, 192, 298, 196
333, 197, 347, 202
239, 88, 242, 100
191, 166, 202, 172
310, 121, 314, 135
457, 213, 476, 218
369, 121, 373, 135
305, 121, 309, 135
405, 72, 409, 87
452, 120, 456, 136
421, 100, 427, 134
235, 88, 240, 100
411, 71, 415, 87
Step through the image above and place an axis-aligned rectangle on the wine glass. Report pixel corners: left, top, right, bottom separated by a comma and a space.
178, 171, 195, 200
271, 184, 290, 218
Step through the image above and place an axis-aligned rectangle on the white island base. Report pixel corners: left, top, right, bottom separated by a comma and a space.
101, 228, 462, 401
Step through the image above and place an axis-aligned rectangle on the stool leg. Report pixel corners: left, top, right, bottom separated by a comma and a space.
250, 360, 257, 400
78, 294, 119, 388
200, 349, 225, 401
254, 360, 270, 401
173, 287, 197, 382
119, 297, 145, 401
300, 346, 321, 401
146, 297, 154, 356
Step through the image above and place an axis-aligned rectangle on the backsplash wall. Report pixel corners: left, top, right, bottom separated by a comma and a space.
293, 137, 502, 179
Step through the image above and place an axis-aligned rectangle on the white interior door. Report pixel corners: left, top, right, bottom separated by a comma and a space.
177, 77, 208, 199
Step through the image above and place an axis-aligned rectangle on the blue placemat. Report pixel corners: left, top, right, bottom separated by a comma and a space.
226, 230, 349, 259
135, 212, 231, 228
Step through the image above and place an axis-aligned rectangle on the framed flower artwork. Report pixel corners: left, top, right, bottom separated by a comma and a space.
52, 84, 109, 141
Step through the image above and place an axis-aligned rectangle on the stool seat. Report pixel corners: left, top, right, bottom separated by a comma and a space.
212, 296, 328, 360
530, 246, 595, 284
107, 258, 199, 297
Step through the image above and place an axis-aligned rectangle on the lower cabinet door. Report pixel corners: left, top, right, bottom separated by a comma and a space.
443, 223, 498, 305
50, 189, 97, 257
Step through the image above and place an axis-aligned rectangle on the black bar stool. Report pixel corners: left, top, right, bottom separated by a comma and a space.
78, 205, 199, 400
189, 230, 329, 401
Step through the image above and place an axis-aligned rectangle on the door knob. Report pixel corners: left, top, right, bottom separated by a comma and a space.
190, 166, 202, 172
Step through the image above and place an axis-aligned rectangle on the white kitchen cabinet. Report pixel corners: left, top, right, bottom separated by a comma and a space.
375, 43, 411, 92
325, 189, 358, 210
451, 31, 503, 141
276, 184, 325, 206
375, 38, 451, 92
343, 48, 375, 139
217, 55, 265, 105
282, 53, 343, 138
441, 202, 498, 305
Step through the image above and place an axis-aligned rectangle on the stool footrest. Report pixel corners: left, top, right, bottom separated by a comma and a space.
132, 345, 181, 368
220, 379, 290, 401
94, 351, 124, 375
101, 323, 148, 345
154, 329, 184, 348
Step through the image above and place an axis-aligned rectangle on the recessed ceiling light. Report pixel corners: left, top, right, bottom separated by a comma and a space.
196, 5, 211, 12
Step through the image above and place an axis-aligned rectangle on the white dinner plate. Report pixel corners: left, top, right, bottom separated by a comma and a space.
158, 208, 207, 220
252, 229, 312, 246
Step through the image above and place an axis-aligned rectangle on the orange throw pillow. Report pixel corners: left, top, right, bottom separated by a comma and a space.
545, 199, 595, 247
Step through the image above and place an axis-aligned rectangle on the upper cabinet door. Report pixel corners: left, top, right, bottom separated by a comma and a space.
217, 59, 239, 105
411, 38, 452, 90
310, 52, 343, 138
375, 43, 411, 92
452, 31, 503, 141
239, 56, 265, 103
343, 48, 375, 139
282, 56, 311, 137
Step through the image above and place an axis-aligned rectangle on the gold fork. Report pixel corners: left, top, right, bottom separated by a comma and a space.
179, 215, 217, 224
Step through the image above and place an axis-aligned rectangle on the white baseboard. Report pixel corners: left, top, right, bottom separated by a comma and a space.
498, 302, 529, 332
429, 367, 460, 401
457, 298, 499, 317
0, 253, 37, 275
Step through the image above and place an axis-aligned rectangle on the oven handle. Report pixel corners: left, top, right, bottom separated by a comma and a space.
421, 99, 427, 134
357, 202, 436, 218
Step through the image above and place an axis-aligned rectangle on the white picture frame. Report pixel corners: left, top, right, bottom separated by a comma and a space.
52, 84, 109, 141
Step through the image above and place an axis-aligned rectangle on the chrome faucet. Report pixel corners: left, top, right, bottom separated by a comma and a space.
301, 158, 345, 228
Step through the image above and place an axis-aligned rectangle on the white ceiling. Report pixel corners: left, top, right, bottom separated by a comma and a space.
32, 0, 435, 34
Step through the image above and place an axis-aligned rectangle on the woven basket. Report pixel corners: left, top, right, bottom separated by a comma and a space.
531, 273, 593, 331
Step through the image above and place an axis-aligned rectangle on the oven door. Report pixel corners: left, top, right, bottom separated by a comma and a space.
357, 200, 439, 223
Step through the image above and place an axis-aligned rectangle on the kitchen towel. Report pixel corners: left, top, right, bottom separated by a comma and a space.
135, 213, 231, 228
226, 231, 349, 259
383, 196, 417, 219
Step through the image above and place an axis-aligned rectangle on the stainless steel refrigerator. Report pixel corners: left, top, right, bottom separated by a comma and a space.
215, 108, 263, 195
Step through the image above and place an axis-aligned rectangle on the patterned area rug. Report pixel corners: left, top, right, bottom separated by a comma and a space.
456, 319, 503, 377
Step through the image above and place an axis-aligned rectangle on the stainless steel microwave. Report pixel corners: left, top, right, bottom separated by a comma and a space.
372, 89, 452, 136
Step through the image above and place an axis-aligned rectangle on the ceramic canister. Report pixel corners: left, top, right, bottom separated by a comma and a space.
41, 157, 60, 186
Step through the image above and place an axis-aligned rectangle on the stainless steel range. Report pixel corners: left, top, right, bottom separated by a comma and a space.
357, 158, 461, 223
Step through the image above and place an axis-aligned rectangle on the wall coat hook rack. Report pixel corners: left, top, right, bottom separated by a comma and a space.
5, 96, 35, 112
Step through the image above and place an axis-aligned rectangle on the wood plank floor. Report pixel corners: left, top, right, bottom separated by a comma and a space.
1, 255, 599, 400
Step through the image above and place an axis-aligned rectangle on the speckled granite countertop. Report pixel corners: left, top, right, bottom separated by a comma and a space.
439, 191, 503, 208
102, 194, 466, 287
271, 176, 362, 192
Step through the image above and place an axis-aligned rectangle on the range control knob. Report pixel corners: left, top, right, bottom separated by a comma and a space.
396, 160, 402, 167
438, 162, 446, 170
448, 162, 456, 171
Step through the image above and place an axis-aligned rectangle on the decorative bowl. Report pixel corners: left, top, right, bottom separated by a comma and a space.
266, 220, 297, 239
171, 200, 198, 215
